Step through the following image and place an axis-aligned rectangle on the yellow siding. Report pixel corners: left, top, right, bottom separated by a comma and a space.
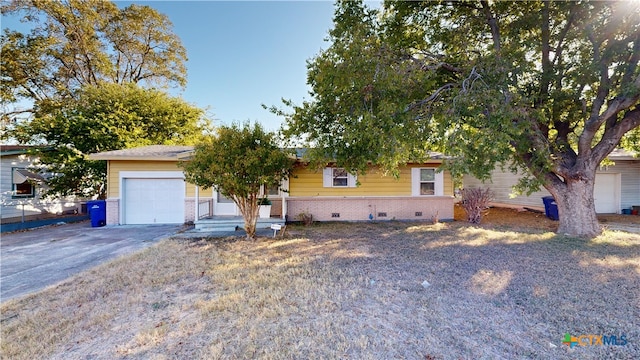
106, 160, 452, 199
106, 160, 213, 198
290, 164, 454, 197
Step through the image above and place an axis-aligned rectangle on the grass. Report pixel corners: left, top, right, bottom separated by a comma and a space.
1, 219, 639, 359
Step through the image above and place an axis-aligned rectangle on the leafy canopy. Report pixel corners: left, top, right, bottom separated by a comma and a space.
182, 122, 294, 201
1, 0, 187, 120
10, 82, 210, 198
181, 123, 295, 239
278, 0, 640, 188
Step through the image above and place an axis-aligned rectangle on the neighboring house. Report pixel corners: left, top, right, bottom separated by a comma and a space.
0, 145, 82, 219
89, 145, 455, 225
463, 149, 640, 214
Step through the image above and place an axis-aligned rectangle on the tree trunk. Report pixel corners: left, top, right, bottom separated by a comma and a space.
546, 176, 601, 238
236, 197, 259, 240
243, 213, 257, 240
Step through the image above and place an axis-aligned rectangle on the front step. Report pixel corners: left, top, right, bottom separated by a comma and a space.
195, 216, 285, 232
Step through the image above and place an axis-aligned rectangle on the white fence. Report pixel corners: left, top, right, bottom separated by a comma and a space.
198, 199, 212, 219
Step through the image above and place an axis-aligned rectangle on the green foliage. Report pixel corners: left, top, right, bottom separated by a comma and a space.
1, 0, 187, 114
278, 0, 640, 187
181, 123, 295, 239
10, 83, 209, 198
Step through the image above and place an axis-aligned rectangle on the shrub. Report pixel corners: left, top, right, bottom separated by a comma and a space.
460, 187, 494, 224
297, 211, 313, 226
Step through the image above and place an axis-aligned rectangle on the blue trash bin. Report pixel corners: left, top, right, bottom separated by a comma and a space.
542, 196, 559, 221
88, 200, 106, 227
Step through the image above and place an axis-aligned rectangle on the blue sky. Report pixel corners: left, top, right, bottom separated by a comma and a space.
2, 1, 382, 131
135, 1, 337, 131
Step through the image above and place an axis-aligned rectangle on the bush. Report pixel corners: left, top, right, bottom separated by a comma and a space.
297, 211, 313, 226
460, 187, 494, 224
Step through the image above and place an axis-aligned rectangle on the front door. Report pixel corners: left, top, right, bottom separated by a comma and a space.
214, 191, 239, 216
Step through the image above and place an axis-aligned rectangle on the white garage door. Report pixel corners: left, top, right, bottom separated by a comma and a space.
594, 173, 618, 214
123, 178, 185, 224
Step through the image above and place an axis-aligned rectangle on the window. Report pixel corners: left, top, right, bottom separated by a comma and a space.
332, 168, 348, 187
261, 179, 288, 197
12, 168, 37, 198
217, 191, 234, 203
266, 183, 280, 196
323, 167, 357, 188
14, 182, 34, 197
419, 169, 435, 195
411, 168, 443, 196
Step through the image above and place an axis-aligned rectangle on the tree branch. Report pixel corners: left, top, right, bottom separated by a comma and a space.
480, 0, 500, 53
404, 83, 455, 113
579, 25, 610, 155
621, 34, 640, 86
592, 106, 640, 163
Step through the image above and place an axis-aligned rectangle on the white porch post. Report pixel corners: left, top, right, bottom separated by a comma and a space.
281, 191, 286, 220
195, 185, 199, 220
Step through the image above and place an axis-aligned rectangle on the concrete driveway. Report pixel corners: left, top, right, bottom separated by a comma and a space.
1, 221, 181, 303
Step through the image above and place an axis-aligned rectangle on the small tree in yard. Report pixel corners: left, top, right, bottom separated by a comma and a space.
181, 123, 295, 240
460, 188, 494, 224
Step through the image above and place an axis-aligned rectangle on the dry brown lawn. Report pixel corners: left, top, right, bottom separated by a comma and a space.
1, 209, 639, 359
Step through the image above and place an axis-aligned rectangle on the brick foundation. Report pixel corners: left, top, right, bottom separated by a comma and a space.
185, 198, 195, 223
285, 196, 454, 222
106, 198, 119, 225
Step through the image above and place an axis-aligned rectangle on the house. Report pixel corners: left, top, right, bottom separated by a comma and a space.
1, 145, 83, 220
463, 149, 640, 214
88, 145, 455, 225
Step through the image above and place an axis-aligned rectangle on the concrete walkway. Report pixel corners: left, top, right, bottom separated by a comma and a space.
1, 221, 180, 302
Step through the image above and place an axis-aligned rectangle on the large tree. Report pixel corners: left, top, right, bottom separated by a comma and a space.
1, 0, 187, 122
277, 0, 640, 237
181, 123, 295, 240
10, 82, 209, 198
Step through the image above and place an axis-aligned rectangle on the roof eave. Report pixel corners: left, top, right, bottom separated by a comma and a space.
88, 155, 184, 161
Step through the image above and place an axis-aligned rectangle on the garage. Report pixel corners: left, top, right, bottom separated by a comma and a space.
123, 177, 185, 224
594, 173, 620, 214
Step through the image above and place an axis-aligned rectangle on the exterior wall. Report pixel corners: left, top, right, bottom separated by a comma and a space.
290, 164, 454, 197
105, 160, 214, 224
185, 198, 196, 223
286, 196, 454, 222
285, 163, 454, 222
106, 199, 120, 225
463, 160, 640, 212
107, 160, 206, 198
463, 169, 549, 210
1, 154, 83, 219
104, 159, 454, 224
106, 197, 204, 225
600, 160, 640, 211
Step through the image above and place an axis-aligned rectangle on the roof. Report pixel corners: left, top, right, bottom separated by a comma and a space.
89, 145, 447, 163
89, 145, 194, 161
88, 145, 636, 163
608, 148, 638, 161
13, 169, 45, 184
1, 145, 37, 157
